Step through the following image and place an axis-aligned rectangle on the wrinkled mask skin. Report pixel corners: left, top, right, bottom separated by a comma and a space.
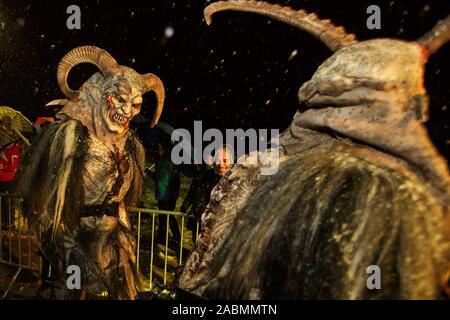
56, 46, 165, 139
299, 39, 427, 115
203, 0, 450, 196
101, 71, 144, 135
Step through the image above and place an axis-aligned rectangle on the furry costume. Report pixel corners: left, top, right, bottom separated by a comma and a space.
179, 1, 450, 299
17, 46, 164, 299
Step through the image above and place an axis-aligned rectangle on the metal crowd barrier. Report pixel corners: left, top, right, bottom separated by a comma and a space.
128, 207, 199, 292
0, 192, 200, 299
0, 193, 42, 299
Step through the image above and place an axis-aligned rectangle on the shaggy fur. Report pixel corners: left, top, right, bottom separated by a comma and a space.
17, 120, 145, 299
179, 1, 450, 299
180, 139, 450, 299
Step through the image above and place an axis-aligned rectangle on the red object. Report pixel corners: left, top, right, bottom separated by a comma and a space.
0, 143, 21, 182
418, 44, 429, 63
35, 117, 54, 126
107, 95, 115, 109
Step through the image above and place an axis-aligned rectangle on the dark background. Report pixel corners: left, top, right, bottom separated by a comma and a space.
0, 0, 448, 159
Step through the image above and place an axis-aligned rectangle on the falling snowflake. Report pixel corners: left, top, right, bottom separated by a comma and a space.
17, 18, 25, 27
165, 26, 175, 38
288, 49, 298, 61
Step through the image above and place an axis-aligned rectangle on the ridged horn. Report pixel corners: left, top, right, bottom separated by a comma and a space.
417, 14, 450, 57
142, 73, 165, 128
57, 46, 119, 99
204, 0, 357, 51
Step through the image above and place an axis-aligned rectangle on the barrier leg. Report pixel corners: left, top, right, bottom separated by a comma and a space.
0, 195, 2, 260
8, 198, 12, 262
164, 215, 169, 285
136, 211, 141, 273
1, 267, 22, 300
149, 213, 155, 291
179, 216, 184, 266
196, 221, 200, 243
17, 203, 21, 266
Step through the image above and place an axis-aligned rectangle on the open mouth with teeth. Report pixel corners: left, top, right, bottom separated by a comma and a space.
110, 111, 130, 126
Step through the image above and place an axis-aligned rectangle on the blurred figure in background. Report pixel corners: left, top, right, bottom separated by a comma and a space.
212, 146, 234, 176
155, 137, 182, 248
181, 146, 234, 240
136, 119, 197, 249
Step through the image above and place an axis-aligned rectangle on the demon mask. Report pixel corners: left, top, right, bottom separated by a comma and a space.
55, 46, 164, 142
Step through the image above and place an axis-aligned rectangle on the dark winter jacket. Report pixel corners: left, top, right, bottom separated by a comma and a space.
181, 164, 221, 219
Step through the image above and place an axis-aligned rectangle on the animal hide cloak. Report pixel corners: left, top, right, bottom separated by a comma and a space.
17, 119, 145, 299
179, 132, 450, 299
179, 37, 450, 300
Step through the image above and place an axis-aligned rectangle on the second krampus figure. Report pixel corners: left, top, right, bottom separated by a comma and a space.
179, 1, 450, 299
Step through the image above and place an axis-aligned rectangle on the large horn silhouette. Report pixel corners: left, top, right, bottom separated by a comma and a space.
417, 14, 450, 57
204, 0, 357, 51
142, 73, 165, 128
57, 46, 119, 99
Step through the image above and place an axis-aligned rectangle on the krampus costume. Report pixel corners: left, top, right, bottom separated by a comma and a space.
17, 46, 164, 299
179, 1, 450, 299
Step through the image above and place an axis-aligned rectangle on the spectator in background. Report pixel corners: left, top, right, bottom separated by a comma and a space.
212, 146, 234, 177
181, 146, 234, 240
155, 137, 182, 249
136, 119, 196, 249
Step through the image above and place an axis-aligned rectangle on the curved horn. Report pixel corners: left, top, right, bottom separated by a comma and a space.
142, 73, 165, 128
204, 0, 357, 52
417, 14, 450, 57
57, 46, 119, 99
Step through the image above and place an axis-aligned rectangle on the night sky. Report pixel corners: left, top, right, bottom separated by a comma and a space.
0, 0, 448, 160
